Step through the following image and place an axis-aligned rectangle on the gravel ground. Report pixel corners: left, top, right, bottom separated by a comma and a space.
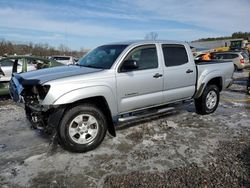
104, 138, 250, 188
0, 70, 250, 188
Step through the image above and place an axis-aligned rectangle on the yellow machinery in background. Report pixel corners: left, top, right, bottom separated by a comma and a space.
213, 46, 230, 52
213, 39, 250, 53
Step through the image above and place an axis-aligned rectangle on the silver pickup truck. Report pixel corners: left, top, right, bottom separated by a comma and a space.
9, 40, 234, 152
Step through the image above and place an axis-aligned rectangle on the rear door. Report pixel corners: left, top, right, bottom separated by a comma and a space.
161, 44, 196, 102
116, 44, 164, 113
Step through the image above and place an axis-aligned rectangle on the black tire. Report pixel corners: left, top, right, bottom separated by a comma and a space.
195, 85, 220, 115
58, 104, 107, 152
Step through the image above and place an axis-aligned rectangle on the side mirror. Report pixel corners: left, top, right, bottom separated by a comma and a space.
121, 60, 138, 72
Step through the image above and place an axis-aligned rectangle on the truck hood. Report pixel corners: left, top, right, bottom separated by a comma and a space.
14, 65, 103, 86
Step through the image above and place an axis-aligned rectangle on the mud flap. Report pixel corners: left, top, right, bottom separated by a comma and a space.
107, 123, 116, 137
47, 107, 66, 129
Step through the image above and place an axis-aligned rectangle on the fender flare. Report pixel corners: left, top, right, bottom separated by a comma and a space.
195, 70, 223, 98
50, 86, 117, 137
53, 85, 118, 117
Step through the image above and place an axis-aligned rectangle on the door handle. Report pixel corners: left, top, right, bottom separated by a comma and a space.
186, 69, 193, 73
153, 73, 163, 78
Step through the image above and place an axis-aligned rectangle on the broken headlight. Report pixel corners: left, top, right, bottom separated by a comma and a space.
32, 85, 50, 100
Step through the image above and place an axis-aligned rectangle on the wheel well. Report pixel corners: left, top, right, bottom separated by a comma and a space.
67, 96, 116, 137
207, 77, 222, 91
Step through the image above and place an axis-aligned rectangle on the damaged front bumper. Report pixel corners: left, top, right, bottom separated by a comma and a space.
24, 104, 65, 133
9, 76, 65, 132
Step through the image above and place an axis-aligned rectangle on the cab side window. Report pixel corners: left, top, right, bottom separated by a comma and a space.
162, 44, 188, 67
124, 45, 158, 70
214, 54, 223, 59
231, 54, 238, 59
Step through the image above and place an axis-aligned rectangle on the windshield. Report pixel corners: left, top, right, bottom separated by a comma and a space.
241, 52, 249, 59
230, 41, 242, 49
78, 45, 127, 69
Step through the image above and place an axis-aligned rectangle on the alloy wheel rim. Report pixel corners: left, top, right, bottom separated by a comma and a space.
69, 114, 99, 144
206, 90, 217, 110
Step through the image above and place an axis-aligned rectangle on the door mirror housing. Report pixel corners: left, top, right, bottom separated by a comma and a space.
121, 60, 138, 72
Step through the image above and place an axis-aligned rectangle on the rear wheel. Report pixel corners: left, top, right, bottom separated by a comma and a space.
58, 104, 107, 152
195, 85, 220, 115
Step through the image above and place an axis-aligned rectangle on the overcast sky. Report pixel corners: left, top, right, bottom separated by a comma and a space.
0, 0, 249, 50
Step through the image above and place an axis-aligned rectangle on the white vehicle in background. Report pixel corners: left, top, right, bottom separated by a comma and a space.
0, 55, 64, 95
212, 51, 250, 71
0, 58, 36, 81
50, 56, 78, 65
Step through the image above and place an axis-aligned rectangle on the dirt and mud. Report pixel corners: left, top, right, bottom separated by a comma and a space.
0, 70, 250, 188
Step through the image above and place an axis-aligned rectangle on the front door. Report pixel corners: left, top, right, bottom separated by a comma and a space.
116, 44, 164, 114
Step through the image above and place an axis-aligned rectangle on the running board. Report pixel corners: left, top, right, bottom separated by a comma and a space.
118, 107, 175, 122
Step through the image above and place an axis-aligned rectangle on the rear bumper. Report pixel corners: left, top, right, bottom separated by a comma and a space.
238, 62, 250, 69
244, 64, 250, 69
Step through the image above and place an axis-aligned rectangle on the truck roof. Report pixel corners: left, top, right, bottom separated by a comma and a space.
107, 40, 188, 46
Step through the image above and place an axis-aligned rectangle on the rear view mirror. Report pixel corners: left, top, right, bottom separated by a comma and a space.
121, 60, 138, 72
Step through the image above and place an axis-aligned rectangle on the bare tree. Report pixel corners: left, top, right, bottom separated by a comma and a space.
58, 44, 70, 55
145, 32, 158, 40
0, 39, 88, 57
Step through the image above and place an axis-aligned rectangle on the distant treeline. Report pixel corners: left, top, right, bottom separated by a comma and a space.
0, 39, 88, 57
195, 32, 250, 42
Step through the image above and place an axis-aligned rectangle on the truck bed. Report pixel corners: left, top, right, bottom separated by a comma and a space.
195, 60, 234, 97
195, 60, 232, 65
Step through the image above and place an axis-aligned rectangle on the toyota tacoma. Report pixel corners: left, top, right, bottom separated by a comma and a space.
9, 40, 234, 152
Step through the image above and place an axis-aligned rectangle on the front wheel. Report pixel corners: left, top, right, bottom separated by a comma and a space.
58, 104, 107, 152
195, 85, 220, 115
